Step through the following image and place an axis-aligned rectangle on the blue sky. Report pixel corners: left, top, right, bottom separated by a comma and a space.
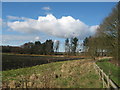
2, 2, 117, 52
3, 2, 117, 25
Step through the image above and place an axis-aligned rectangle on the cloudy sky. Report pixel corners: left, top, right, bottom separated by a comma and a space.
2, 2, 117, 51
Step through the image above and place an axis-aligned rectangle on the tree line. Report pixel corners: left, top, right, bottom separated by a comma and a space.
83, 2, 119, 61
2, 37, 80, 55
2, 40, 54, 55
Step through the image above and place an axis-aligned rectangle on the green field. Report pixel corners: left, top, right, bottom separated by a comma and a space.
96, 59, 120, 87
2, 58, 103, 88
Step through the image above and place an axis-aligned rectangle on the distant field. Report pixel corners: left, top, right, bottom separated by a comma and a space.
2, 53, 83, 71
2, 59, 103, 88
96, 59, 120, 87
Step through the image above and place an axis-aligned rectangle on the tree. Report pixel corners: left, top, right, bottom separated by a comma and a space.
65, 38, 70, 55
83, 3, 119, 61
35, 41, 41, 46
54, 40, 60, 53
44, 40, 54, 55
96, 3, 118, 59
33, 41, 42, 54
71, 37, 78, 54
21, 42, 34, 54
83, 37, 89, 52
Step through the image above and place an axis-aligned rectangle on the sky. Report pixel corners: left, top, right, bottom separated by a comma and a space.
1, 2, 117, 52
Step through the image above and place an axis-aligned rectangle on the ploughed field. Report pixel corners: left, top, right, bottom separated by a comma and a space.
2, 53, 83, 71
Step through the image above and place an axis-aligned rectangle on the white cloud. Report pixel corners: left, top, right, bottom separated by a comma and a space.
42, 6, 51, 11
7, 14, 99, 39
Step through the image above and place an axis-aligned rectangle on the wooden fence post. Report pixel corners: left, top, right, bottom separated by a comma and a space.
107, 76, 110, 88
101, 70, 104, 88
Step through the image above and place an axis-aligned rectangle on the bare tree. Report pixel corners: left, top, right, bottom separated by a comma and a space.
54, 40, 60, 53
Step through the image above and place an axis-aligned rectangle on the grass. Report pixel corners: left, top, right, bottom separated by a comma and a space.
2, 59, 103, 88
96, 59, 120, 87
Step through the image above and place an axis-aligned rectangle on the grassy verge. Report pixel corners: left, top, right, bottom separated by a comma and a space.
96, 59, 120, 86
2, 59, 103, 88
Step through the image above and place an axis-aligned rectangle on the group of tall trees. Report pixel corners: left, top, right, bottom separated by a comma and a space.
2, 40, 54, 55
21, 40, 54, 55
65, 37, 78, 55
83, 2, 119, 61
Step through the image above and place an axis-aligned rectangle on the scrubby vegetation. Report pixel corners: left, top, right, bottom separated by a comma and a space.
2, 59, 103, 88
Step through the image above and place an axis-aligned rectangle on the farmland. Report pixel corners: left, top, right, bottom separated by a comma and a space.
2, 53, 84, 71
2, 53, 120, 88
2, 58, 103, 88
2, 53, 104, 88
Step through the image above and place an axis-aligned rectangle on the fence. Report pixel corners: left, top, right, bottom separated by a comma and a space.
94, 63, 119, 89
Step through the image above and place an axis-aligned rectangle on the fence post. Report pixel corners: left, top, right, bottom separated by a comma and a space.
107, 76, 110, 88
101, 70, 105, 88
